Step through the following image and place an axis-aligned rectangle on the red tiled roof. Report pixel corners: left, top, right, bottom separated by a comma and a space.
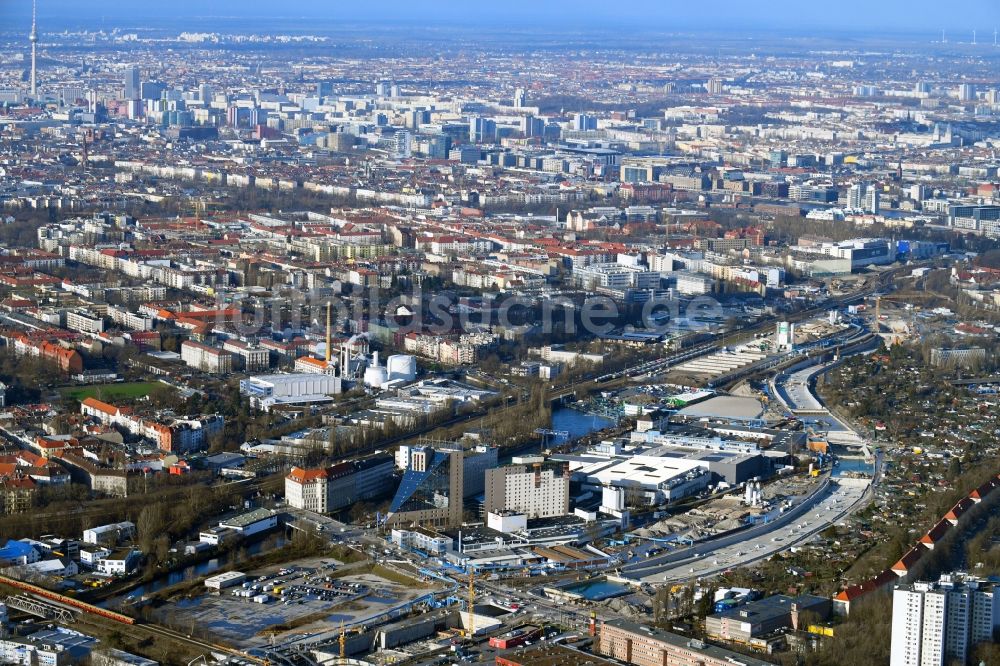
918, 519, 952, 549
969, 477, 999, 502
892, 546, 925, 575
945, 497, 975, 524
81, 397, 121, 416
287, 467, 328, 483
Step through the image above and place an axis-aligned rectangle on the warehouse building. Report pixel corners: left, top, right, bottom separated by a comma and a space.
705, 594, 830, 644
599, 619, 776, 666
239, 373, 343, 411
218, 508, 278, 537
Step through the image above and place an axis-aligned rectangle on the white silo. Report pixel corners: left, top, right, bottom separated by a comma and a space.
387, 354, 416, 382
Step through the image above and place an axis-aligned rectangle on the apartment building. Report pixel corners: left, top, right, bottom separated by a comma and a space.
929, 347, 986, 369
66, 310, 105, 334
181, 340, 233, 374
222, 339, 271, 372
107, 306, 155, 331
891, 575, 999, 666
484, 465, 570, 519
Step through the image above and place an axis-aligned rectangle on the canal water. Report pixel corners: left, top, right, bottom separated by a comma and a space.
103, 533, 287, 607
551, 407, 614, 441
502, 407, 615, 463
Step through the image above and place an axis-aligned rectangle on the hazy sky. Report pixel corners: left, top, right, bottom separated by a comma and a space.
5, 0, 1000, 34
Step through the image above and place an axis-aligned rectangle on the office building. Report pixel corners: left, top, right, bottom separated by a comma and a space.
948, 205, 1000, 236
572, 263, 661, 290
674, 271, 715, 295
469, 116, 497, 143
83, 521, 135, 547
140, 81, 166, 101
0, 627, 98, 666
865, 188, 881, 214
390, 527, 453, 555
890, 575, 999, 666
707, 77, 724, 94
513, 87, 527, 108
386, 442, 465, 528
394, 130, 412, 158
520, 114, 544, 137
847, 183, 866, 210
124, 65, 140, 100
285, 455, 394, 513
222, 340, 270, 372
461, 445, 498, 497
484, 464, 570, 519
571, 113, 597, 131
958, 83, 976, 102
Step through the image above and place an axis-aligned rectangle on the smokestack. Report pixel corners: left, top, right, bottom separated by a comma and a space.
325, 301, 331, 364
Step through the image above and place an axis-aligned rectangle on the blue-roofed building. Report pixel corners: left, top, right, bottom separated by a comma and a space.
0, 540, 40, 567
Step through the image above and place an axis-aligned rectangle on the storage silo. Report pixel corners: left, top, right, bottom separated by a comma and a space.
386, 354, 417, 382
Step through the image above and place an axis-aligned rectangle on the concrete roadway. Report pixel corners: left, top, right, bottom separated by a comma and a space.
625, 479, 868, 584
624, 338, 882, 584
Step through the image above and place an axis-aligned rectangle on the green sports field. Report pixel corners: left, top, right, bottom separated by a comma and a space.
59, 382, 167, 402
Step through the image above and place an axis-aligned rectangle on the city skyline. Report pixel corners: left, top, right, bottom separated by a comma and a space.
0, 0, 999, 663
3, 0, 1000, 35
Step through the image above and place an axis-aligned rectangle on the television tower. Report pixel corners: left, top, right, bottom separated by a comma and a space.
29, 0, 38, 98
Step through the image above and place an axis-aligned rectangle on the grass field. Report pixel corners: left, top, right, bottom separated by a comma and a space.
60, 381, 166, 402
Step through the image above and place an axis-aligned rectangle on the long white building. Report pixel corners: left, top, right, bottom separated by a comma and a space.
239, 373, 343, 411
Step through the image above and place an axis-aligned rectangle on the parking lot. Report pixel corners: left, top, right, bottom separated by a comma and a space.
156, 559, 426, 647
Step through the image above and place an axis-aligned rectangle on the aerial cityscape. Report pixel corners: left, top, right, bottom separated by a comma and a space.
0, 1, 998, 664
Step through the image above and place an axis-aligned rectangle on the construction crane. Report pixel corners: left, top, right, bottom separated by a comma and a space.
339, 621, 346, 659
467, 570, 475, 639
